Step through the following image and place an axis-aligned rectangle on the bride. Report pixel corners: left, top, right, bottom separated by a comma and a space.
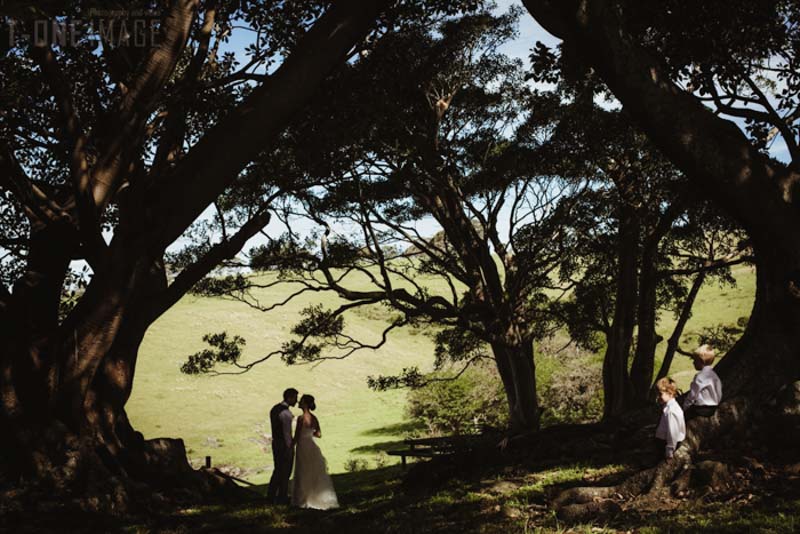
291, 394, 339, 510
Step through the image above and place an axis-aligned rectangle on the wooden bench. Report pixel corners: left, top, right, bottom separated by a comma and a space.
387, 434, 488, 468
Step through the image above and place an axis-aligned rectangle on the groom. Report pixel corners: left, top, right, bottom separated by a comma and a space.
267, 387, 298, 504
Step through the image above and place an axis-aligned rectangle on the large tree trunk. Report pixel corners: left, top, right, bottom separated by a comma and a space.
491, 332, 539, 433
716, 247, 800, 394
602, 198, 638, 420
0, 250, 238, 514
81, 260, 163, 466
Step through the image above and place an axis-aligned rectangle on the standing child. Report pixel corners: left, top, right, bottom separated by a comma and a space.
655, 377, 686, 460
682, 344, 722, 419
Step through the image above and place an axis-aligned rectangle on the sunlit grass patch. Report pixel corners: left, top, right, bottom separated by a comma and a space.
508, 463, 627, 505
635, 497, 800, 533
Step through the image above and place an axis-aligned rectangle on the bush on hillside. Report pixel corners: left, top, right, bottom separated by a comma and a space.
405, 340, 604, 434
537, 338, 603, 426
539, 356, 603, 426
405, 361, 508, 436
694, 316, 749, 354
344, 457, 370, 472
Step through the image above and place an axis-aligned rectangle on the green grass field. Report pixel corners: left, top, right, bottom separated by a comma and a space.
126, 264, 756, 483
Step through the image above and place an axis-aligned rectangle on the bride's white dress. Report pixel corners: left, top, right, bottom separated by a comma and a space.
291, 420, 339, 510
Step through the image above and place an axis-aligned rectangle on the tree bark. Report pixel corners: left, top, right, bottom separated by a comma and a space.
602, 196, 638, 419
491, 334, 539, 433
715, 249, 800, 395
654, 271, 706, 382
2, 222, 75, 418
629, 241, 659, 404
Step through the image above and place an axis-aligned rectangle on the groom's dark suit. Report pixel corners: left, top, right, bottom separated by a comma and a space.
267, 402, 294, 504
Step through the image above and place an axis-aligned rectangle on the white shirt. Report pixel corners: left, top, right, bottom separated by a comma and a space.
655, 398, 686, 458
279, 402, 294, 449
683, 366, 722, 409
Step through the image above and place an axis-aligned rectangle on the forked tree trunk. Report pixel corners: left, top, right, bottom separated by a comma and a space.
491, 332, 539, 433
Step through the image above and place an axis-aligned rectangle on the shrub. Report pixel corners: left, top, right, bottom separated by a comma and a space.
374, 453, 389, 469
405, 340, 604, 434
344, 457, 370, 472
405, 360, 508, 436
695, 316, 748, 354
537, 341, 603, 426
539, 358, 603, 425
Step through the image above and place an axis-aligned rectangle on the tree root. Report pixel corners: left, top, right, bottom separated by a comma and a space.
552, 396, 755, 522
557, 498, 623, 524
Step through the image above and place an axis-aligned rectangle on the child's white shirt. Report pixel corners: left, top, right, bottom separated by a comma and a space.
655, 398, 686, 458
683, 365, 722, 409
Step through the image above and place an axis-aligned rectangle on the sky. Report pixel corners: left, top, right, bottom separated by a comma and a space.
496, 0, 560, 59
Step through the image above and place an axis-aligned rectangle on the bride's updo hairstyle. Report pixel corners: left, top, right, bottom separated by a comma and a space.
300, 394, 316, 411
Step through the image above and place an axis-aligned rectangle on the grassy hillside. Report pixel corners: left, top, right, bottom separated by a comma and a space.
127, 269, 440, 483
126, 264, 756, 482
653, 264, 755, 390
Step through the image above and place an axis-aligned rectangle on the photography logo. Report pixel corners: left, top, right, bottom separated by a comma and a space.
1, 1, 161, 49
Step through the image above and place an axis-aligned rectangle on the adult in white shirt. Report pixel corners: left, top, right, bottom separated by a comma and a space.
682, 344, 722, 418
655, 377, 686, 459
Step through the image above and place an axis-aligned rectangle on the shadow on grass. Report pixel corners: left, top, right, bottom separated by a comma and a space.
9, 453, 798, 533
122, 466, 413, 533
358, 420, 425, 437
347, 420, 426, 455
610, 494, 800, 533
348, 439, 407, 454
117, 461, 527, 533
